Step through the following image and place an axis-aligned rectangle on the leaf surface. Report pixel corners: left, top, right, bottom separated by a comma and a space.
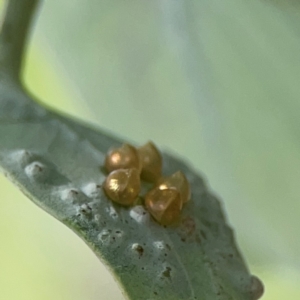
0, 79, 261, 300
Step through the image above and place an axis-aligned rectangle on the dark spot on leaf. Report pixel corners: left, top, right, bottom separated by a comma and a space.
70, 189, 79, 196
162, 267, 171, 279
79, 204, 92, 215
37, 165, 43, 171
134, 245, 144, 257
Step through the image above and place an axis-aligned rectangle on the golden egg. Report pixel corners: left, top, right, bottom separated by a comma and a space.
145, 187, 181, 225
138, 141, 162, 182
105, 143, 140, 173
157, 171, 191, 207
103, 168, 140, 206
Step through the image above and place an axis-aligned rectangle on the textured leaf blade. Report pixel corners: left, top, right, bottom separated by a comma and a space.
0, 82, 261, 300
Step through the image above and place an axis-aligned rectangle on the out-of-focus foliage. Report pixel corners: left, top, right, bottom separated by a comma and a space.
1, 0, 300, 299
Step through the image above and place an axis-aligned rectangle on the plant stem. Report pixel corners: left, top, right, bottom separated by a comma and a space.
0, 0, 39, 80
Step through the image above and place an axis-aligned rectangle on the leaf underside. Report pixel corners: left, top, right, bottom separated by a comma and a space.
0, 78, 262, 300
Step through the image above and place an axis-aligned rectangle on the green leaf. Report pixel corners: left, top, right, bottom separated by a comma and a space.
0, 78, 262, 299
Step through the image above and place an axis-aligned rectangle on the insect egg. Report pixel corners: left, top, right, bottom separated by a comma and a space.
145, 187, 181, 225
105, 143, 140, 173
157, 171, 191, 208
103, 168, 140, 206
137, 141, 162, 182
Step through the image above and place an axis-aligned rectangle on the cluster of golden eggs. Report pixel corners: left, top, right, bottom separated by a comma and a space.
103, 142, 191, 226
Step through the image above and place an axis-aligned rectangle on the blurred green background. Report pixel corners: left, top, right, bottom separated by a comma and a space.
1, 0, 300, 299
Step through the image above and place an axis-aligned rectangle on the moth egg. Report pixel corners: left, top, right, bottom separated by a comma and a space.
105, 143, 140, 173
145, 187, 181, 225
103, 168, 140, 206
138, 141, 162, 182
157, 171, 191, 207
